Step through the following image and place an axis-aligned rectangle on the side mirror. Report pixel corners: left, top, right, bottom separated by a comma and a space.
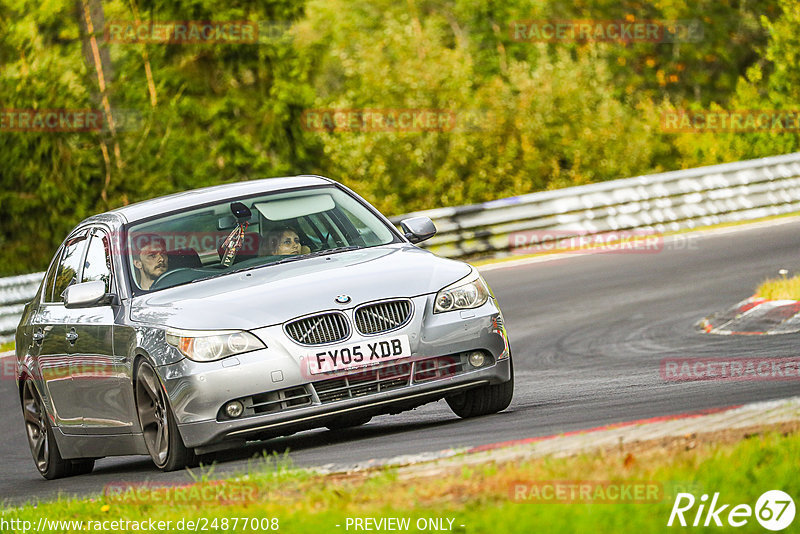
64, 281, 114, 308
400, 216, 437, 244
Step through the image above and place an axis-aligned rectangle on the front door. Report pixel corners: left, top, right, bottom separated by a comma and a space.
39, 232, 88, 434
69, 228, 135, 434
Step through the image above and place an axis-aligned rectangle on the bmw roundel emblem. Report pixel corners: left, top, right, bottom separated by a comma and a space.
335, 294, 351, 304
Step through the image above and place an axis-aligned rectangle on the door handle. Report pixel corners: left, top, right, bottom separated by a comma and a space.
66, 329, 78, 343
32, 330, 44, 343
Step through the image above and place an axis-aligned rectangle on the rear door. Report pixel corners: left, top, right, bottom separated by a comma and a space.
24, 248, 62, 415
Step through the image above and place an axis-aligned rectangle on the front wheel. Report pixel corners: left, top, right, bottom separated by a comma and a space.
134, 359, 195, 471
446, 360, 514, 418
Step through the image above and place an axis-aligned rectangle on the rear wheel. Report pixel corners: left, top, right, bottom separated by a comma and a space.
446, 360, 514, 418
135, 360, 195, 471
22, 380, 76, 479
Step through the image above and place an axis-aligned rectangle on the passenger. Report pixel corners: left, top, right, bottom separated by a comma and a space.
132, 234, 168, 290
260, 226, 308, 256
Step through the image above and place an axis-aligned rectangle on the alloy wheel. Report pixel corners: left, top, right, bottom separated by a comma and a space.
135, 362, 170, 467
22, 381, 49, 473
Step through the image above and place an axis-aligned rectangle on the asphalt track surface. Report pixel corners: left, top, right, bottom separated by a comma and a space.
2, 219, 800, 505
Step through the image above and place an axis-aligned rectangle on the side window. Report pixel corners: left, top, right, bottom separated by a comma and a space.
81, 231, 112, 293
51, 235, 88, 302
42, 248, 63, 303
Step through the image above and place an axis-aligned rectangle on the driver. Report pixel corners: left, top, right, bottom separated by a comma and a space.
132, 234, 168, 290
259, 225, 310, 256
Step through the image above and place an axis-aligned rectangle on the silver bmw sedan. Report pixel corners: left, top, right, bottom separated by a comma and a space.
15, 175, 513, 478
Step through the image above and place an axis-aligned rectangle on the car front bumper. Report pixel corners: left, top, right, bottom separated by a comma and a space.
157, 296, 511, 449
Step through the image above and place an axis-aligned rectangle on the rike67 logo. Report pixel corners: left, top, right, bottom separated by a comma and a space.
668, 490, 795, 531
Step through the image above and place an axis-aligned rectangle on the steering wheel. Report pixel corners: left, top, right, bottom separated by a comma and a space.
149, 268, 192, 290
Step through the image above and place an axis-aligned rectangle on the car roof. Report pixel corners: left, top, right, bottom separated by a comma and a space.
107, 175, 334, 223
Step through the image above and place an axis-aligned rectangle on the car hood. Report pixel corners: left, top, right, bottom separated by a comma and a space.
129, 244, 471, 330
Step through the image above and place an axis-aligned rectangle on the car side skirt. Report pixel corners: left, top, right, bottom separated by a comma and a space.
51, 428, 149, 459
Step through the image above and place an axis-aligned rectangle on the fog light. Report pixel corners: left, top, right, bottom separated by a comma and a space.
468, 351, 486, 368
225, 401, 244, 418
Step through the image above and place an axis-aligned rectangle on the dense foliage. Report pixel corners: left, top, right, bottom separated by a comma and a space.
0, 0, 797, 274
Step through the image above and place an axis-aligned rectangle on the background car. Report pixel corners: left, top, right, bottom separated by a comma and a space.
15, 175, 513, 478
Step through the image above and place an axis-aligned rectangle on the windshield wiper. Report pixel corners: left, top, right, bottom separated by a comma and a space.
226, 264, 270, 275
189, 273, 225, 284
268, 255, 310, 266
260, 246, 359, 267
305, 245, 360, 257
243, 246, 360, 269
191, 246, 362, 282
224, 254, 307, 275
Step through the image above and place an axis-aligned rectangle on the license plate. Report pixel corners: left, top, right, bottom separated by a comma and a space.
306, 335, 411, 375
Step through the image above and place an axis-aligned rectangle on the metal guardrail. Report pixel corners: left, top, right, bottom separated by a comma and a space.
4, 152, 800, 342
389, 152, 800, 258
0, 272, 44, 344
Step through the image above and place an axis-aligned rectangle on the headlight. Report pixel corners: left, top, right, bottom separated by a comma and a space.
434, 269, 491, 313
165, 329, 265, 362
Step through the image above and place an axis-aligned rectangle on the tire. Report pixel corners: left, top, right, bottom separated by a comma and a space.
446, 360, 514, 418
134, 359, 195, 471
21, 380, 73, 480
69, 459, 96, 476
325, 414, 372, 431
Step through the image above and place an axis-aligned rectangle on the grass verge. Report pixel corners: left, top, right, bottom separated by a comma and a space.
3, 426, 798, 533
757, 274, 800, 300
0, 341, 14, 352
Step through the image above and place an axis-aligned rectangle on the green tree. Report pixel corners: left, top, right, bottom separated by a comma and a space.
0, 0, 318, 275
670, 0, 800, 167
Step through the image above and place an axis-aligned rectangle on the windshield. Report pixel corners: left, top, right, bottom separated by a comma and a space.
125, 185, 398, 294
